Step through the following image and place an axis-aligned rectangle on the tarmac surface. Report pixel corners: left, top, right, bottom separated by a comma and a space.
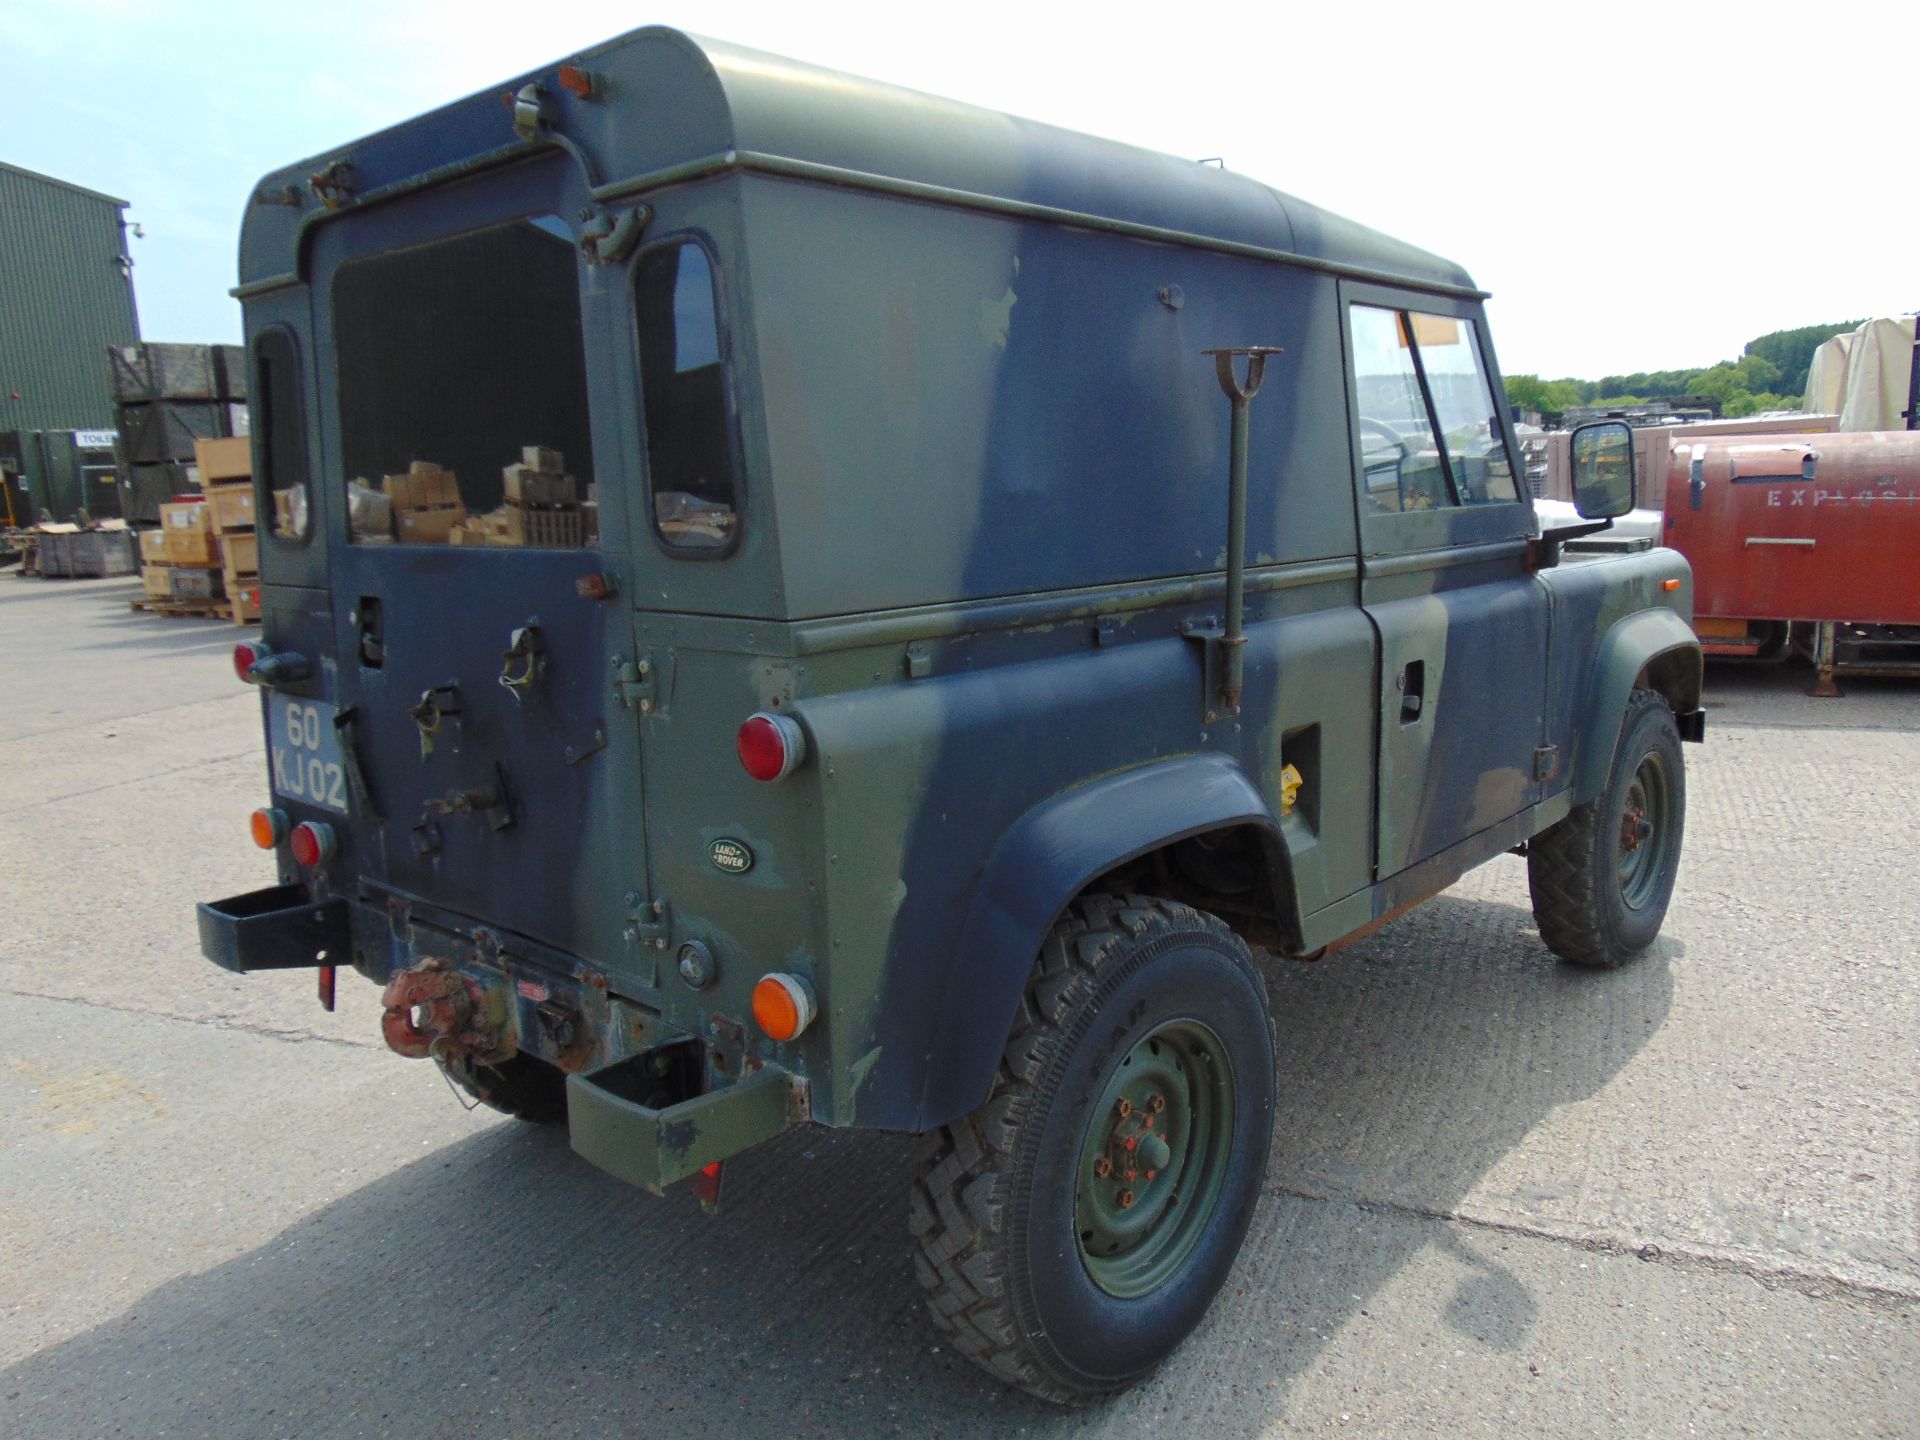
1, 574, 1915, 1438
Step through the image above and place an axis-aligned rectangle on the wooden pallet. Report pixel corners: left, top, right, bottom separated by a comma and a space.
129, 595, 257, 623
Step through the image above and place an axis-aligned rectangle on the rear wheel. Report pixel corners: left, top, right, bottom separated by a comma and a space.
1529, 687, 1686, 968
436, 1050, 568, 1123
909, 894, 1275, 1404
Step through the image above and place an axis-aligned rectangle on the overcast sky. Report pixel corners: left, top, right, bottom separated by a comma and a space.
7, 0, 1912, 379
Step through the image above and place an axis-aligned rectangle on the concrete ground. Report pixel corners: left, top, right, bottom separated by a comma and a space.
1, 574, 1914, 1438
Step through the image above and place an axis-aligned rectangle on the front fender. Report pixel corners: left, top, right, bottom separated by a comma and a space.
915, 752, 1282, 1128
1571, 607, 1702, 803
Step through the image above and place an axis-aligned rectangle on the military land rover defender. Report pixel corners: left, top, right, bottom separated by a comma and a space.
199, 27, 1704, 1403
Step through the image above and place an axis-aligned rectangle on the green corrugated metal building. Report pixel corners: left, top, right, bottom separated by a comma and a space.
0, 160, 141, 431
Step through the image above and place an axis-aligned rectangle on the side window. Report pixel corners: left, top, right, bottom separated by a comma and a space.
1416, 314, 1519, 505
1351, 307, 1450, 513
254, 327, 310, 542
637, 242, 738, 552
1350, 305, 1519, 513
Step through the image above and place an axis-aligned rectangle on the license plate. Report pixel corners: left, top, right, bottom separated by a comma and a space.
268, 694, 350, 815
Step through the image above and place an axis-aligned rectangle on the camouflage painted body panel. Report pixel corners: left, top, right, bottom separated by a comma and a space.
221, 27, 1699, 1163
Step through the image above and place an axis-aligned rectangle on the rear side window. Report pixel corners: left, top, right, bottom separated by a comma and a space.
1351, 306, 1519, 514
637, 242, 738, 552
332, 213, 597, 549
254, 327, 309, 542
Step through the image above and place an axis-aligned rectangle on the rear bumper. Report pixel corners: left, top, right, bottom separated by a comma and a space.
567, 1061, 796, 1193
203, 884, 804, 1189
198, 884, 350, 973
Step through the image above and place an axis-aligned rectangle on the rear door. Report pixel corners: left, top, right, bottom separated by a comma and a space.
306, 155, 654, 986
1341, 286, 1547, 875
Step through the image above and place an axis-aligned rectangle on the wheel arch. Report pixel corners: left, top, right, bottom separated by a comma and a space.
1572, 608, 1702, 803
913, 753, 1292, 1129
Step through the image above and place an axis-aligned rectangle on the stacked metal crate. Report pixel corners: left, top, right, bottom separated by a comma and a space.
108, 343, 247, 523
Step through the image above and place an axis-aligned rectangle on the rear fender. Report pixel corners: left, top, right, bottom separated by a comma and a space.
915, 753, 1284, 1128
1572, 608, 1702, 803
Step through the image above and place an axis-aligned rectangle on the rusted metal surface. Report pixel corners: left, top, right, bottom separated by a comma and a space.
1662, 431, 1920, 629
380, 957, 504, 1063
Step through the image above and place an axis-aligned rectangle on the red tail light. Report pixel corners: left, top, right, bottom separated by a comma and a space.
289, 821, 336, 867
234, 640, 270, 683
737, 711, 806, 782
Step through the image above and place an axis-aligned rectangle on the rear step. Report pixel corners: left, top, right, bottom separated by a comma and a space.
567, 1060, 795, 1193
198, 884, 350, 973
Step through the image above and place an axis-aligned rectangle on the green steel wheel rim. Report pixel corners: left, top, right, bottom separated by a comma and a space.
1616, 750, 1673, 911
1073, 1018, 1235, 1300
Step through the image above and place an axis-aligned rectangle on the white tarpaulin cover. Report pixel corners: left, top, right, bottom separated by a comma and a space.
1802, 332, 1853, 418
1802, 315, 1917, 430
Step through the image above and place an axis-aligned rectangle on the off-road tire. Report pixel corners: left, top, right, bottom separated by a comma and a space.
1529, 687, 1686, 968
437, 1050, 568, 1124
909, 893, 1275, 1404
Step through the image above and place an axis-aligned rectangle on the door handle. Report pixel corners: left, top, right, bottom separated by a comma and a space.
1397, 661, 1425, 724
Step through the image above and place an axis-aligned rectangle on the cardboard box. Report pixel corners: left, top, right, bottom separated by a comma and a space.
231, 583, 261, 625
453, 508, 519, 547
141, 563, 173, 598
160, 501, 218, 566
382, 462, 461, 511
222, 533, 258, 576
205, 482, 255, 533
138, 528, 169, 564
193, 436, 252, 483
502, 463, 577, 508
169, 565, 224, 600
396, 506, 464, 545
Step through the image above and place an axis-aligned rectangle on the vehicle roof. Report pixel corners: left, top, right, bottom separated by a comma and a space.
238, 27, 1479, 298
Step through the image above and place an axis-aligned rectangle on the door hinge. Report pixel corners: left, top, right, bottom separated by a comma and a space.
611, 650, 674, 716
622, 892, 671, 988
624, 893, 672, 950
1533, 744, 1560, 781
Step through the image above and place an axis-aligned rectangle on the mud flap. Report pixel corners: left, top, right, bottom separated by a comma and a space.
566, 1062, 793, 1193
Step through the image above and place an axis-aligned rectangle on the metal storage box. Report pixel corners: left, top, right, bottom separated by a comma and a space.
34, 526, 136, 577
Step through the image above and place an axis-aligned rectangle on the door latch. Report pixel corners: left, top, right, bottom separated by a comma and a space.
408, 683, 462, 759
499, 620, 545, 699
1397, 661, 1425, 724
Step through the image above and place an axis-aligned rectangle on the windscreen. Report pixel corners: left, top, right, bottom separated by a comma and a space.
332, 213, 598, 549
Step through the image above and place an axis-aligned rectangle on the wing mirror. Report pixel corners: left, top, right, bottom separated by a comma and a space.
1569, 420, 1637, 519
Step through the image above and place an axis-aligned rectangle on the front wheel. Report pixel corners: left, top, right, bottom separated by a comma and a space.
909, 894, 1275, 1404
1529, 687, 1687, 968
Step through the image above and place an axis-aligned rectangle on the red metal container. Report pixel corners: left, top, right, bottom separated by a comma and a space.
1663, 432, 1920, 624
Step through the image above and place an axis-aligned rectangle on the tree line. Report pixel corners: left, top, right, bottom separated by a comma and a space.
1505, 320, 1861, 420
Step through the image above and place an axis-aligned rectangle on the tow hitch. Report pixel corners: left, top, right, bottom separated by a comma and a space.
380, 957, 511, 1064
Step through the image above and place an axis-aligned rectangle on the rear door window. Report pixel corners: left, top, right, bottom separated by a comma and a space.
636, 241, 739, 553
331, 212, 597, 549
1350, 305, 1519, 513
253, 326, 310, 542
